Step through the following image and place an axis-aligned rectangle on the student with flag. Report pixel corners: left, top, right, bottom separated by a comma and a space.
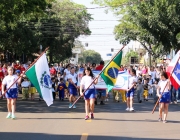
70, 46, 124, 109
80, 67, 99, 120
156, 71, 170, 123
152, 50, 180, 116
2, 66, 23, 119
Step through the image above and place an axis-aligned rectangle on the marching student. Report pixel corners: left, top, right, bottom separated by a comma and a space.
126, 69, 137, 111
1, 66, 23, 119
80, 67, 99, 120
67, 67, 78, 108
157, 71, 171, 123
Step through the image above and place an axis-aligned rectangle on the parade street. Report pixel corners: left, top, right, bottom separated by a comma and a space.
0, 95, 180, 140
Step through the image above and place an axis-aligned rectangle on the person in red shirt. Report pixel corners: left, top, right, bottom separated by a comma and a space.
50, 65, 57, 76
2, 64, 7, 76
95, 61, 104, 71
20, 64, 26, 72
14, 61, 21, 71
119, 65, 124, 71
95, 61, 107, 105
0, 63, 4, 79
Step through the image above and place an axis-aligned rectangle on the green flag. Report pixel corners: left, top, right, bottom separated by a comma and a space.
101, 51, 123, 92
25, 53, 53, 106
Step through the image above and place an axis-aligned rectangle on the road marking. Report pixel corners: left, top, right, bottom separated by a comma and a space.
80, 133, 88, 140
86, 120, 92, 122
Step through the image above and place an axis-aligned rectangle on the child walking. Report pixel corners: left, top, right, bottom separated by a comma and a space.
1, 66, 22, 119
80, 67, 99, 120
21, 76, 30, 100
57, 78, 67, 101
29, 82, 36, 100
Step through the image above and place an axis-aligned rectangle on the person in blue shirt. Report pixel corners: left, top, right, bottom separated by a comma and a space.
57, 78, 67, 101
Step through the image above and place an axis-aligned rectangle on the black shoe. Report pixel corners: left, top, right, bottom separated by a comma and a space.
146, 99, 148, 101
100, 101, 105, 105
61, 99, 64, 101
139, 100, 142, 103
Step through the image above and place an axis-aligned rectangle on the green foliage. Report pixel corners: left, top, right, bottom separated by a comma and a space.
0, 0, 92, 62
93, 0, 180, 55
123, 50, 138, 65
82, 50, 102, 64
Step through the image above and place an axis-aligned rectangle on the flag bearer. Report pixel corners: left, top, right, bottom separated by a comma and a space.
157, 71, 170, 123
2, 66, 23, 119
80, 67, 99, 120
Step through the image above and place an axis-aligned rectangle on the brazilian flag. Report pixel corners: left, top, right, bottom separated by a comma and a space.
101, 51, 123, 92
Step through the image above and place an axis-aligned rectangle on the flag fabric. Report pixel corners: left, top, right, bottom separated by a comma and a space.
166, 50, 180, 90
101, 51, 123, 92
25, 53, 53, 106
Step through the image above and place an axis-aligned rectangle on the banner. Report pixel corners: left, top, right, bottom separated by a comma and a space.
77, 69, 130, 90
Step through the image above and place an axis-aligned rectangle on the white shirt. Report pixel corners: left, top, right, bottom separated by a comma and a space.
2, 75, 18, 89
67, 73, 77, 83
64, 69, 70, 81
149, 70, 156, 80
80, 75, 95, 89
136, 70, 141, 76
158, 80, 169, 92
156, 71, 160, 79
21, 81, 30, 87
128, 76, 137, 88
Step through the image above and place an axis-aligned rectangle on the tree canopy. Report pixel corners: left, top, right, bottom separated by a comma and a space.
81, 50, 102, 64
0, 0, 92, 62
93, 0, 180, 56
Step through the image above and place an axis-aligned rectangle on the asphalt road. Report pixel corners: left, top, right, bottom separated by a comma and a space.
0, 94, 180, 140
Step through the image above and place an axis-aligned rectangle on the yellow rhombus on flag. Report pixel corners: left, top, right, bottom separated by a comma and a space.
101, 51, 123, 92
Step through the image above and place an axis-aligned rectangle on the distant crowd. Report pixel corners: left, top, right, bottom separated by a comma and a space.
0, 60, 179, 105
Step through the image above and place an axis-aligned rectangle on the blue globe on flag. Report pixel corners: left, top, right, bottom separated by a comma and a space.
107, 67, 119, 79
43, 74, 52, 88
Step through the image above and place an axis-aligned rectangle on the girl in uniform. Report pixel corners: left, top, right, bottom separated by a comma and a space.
80, 67, 99, 120
157, 71, 170, 123
1, 66, 22, 119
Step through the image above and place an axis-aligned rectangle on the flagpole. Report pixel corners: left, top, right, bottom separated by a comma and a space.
0, 47, 49, 98
152, 56, 180, 114
70, 45, 126, 108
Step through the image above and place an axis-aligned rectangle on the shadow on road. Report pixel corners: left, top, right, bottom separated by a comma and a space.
0, 97, 180, 114
0, 132, 177, 140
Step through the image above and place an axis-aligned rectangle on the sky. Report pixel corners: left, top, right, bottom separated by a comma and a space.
72, 0, 134, 60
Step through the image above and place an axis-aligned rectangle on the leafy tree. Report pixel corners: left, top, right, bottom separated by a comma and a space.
82, 50, 102, 64
93, 0, 180, 54
0, 0, 92, 62
123, 50, 138, 65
